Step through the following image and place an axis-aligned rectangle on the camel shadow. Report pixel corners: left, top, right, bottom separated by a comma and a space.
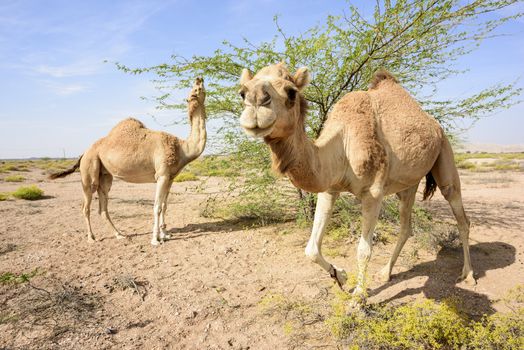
122, 218, 249, 241
166, 219, 252, 241
370, 242, 516, 317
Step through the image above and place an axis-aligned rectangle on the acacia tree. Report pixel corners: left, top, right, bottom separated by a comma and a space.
119, 0, 522, 219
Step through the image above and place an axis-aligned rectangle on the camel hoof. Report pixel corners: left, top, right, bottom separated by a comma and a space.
151, 239, 161, 246
330, 265, 347, 288
87, 237, 96, 243
160, 232, 171, 240
115, 234, 126, 240
457, 271, 476, 286
376, 266, 391, 283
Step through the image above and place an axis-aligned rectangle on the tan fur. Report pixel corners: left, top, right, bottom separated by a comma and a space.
49, 78, 207, 245
239, 64, 475, 300
369, 68, 398, 90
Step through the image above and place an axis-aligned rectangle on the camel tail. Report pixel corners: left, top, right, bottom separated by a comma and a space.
48, 155, 82, 179
423, 172, 437, 201
369, 69, 398, 90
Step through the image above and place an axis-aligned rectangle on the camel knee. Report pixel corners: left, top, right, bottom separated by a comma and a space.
305, 245, 321, 264
357, 241, 372, 263
439, 184, 455, 201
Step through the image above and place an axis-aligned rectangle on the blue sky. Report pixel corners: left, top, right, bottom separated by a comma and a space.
0, 0, 522, 159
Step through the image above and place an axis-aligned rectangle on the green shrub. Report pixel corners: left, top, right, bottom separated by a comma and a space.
327, 295, 524, 350
469, 309, 524, 350
3, 175, 25, 182
0, 193, 9, 201
173, 171, 199, 182
0, 269, 39, 284
457, 160, 476, 170
187, 155, 240, 177
493, 160, 521, 171
11, 185, 44, 200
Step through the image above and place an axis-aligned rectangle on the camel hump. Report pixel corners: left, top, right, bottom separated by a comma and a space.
117, 117, 146, 129
369, 69, 398, 90
108, 118, 146, 135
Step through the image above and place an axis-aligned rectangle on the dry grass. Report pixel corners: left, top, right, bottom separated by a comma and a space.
455, 152, 524, 172
3, 175, 25, 182
0, 274, 103, 349
107, 273, 149, 301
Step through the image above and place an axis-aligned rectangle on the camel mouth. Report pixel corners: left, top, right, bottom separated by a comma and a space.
243, 124, 274, 138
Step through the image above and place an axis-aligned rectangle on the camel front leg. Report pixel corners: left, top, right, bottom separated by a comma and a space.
304, 192, 347, 287
151, 175, 171, 246
159, 194, 171, 240
354, 194, 382, 300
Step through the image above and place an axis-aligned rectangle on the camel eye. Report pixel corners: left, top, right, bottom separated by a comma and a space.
239, 90, 246, 100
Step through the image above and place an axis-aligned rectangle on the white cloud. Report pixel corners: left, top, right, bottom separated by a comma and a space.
41, 81, 88, 95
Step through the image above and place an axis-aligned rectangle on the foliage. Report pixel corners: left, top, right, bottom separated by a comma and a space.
0, 269, 39, 285
119, 1, 522, 136
0, 193, 9, 201
202, 179, 297, 226
185, 155, 240, 177
173, 171, 199, 182
11, 185, 44, 200
454, 152, 524, 172
327, 295, 524, 350
0, 163, 29, 172
3, 175, 25, 182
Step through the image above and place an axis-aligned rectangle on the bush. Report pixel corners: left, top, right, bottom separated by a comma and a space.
327, 296, 524, 350
186, 156, 240, 177
11, 185, 44, 200
457, 160, 477, 170
3, 175, 25, 182
0, 193, 9, 201
0, 269, 39, 285
173, 171, 199, 182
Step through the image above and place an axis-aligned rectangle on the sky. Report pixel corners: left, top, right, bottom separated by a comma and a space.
0, 0, 523, 159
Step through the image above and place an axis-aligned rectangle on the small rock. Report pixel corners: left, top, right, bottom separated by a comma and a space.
105, 327, 117, 335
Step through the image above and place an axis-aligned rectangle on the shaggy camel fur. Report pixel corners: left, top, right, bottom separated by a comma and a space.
238, 63, 474, 301
49, 78, 206, 245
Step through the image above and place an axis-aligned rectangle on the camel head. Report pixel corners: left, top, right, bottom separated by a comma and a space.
188, 77, 205, 117
238, 62, 309, 138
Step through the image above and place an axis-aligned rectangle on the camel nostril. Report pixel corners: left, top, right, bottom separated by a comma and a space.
258, 92, 271, 106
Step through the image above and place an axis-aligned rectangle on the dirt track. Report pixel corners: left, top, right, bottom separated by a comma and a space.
1, 169, 523, 349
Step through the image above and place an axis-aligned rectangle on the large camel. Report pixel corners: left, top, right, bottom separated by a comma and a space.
49, 78, 206, 245
238, 63, 474, 301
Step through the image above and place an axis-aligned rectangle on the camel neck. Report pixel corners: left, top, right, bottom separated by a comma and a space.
184, 104, 207, 161
265, 127, 332, 193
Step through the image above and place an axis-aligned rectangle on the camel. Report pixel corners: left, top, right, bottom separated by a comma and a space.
49, 77, 206, 245
238, 63, 474, 301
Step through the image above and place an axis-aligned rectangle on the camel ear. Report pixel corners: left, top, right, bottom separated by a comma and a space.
240, 68, 253, 85
293, 67, 310, 91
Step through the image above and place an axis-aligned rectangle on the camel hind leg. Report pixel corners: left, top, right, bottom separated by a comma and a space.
378, 184, 418, 282
430, 137, 475, 285
80, 150, 101, 242
81, 183, 95, 242
98, 171, 125, 240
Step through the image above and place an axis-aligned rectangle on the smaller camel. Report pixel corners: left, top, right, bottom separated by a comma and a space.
49, 78, 206, 245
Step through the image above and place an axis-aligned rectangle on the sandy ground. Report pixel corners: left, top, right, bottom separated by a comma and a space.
1, 168, 523, 349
